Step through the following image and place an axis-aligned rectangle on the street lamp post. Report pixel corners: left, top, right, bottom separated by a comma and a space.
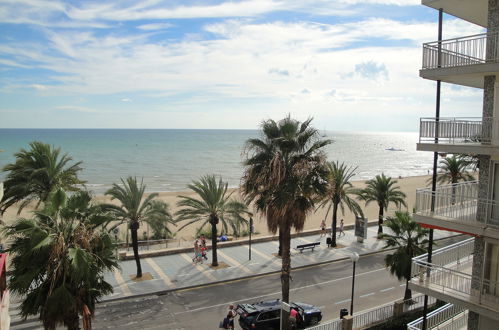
249, 217, 253, 261
350, 252, 359, 315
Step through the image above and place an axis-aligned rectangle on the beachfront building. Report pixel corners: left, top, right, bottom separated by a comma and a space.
408, 1, 499, 329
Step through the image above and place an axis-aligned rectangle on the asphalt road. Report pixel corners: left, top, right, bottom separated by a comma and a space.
92, 252, 420, 329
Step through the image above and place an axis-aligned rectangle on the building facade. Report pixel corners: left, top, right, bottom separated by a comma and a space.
408, 1, 499, 330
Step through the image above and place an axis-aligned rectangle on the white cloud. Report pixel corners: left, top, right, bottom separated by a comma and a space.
136, 22, 173, 30
121, 98, 132, 102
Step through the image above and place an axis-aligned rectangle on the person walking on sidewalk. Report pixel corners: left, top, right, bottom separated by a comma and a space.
319, 219, 327, 238
200, 234, 208, 260
338, 219, 345, 238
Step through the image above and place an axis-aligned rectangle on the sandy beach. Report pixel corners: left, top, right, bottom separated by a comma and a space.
1, 174, 431, 242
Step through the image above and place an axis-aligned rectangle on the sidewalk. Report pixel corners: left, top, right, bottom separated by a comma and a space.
103, 226, 459, 302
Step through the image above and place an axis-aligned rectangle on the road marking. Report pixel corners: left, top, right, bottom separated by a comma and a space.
380, 287, 395, 292
180, 253, 217, 281
399, 284, 406, 287
335, 299, 351, 305
145, 258, 173, 288
360, 292, 375, 298
251, 247, 282, 267
112, 269, 132, 296
174, 266, 387, 315
217, 250, 252, 274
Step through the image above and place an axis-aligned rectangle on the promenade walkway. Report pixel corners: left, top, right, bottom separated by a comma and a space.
103, 225, 458, 302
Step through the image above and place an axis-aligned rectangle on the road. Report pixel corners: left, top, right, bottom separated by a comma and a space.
11, 235, 464, 329
93, 252, 415, 329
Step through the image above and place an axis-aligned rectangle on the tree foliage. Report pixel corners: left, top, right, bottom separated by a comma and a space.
3, 189, 118, 330
381, 211, 429, 300
318, 161, 363, 247
176, 175, 252, 267
104, 177, 173, 277
242, 115, 331, 327
357, 173, 407, 235
0, 141, 84, 215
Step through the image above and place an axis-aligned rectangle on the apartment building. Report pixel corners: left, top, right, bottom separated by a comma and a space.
408, 1, 499, 330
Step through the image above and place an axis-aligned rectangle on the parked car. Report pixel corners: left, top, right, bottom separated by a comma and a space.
236, 299, 322, 329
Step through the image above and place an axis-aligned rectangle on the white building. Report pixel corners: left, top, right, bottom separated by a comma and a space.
408, 1, 499, 329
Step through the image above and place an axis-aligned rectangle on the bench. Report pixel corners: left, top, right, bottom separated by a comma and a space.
296, 242, 320, 252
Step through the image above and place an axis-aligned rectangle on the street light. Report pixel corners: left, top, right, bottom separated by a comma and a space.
350, 252, 359, 315
249, 217, 253, 261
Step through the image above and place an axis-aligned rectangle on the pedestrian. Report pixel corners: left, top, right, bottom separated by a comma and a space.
227, 304, 237, 318
289, 308, 298, 329
200, 234, 208, 260
222, 312, 234, 329
338, 219, 345, 238
192, 238, 203, 264
319, 219, 326, 238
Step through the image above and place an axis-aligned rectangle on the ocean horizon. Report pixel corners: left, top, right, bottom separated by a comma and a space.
0, 128, 431, 194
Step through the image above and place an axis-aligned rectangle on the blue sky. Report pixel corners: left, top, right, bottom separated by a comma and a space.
0, 0, 484, 131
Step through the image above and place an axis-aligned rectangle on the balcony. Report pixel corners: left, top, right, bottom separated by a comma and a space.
407, 303, 467, 330
422, 0, 488, 28
418, 117, 499, 156
414, 181, 499, 238
420, 31, 499, 88
409, 238, 499, 321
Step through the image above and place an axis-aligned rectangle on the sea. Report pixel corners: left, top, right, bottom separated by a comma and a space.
0, 129, 433, 194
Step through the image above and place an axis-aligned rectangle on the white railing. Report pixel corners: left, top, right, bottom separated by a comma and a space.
412, 241, 499, 311
419, 117, 499, 145
307, 295, 435, 330
307, 318, 342, 330
407, 303, 467, 330
415, 238, 474, 269
422, 31, 499, 70
353, 302, 394, 329
415, 181, 499, 227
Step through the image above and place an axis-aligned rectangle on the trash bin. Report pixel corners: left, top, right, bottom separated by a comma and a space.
326, 237, 332, 247
340, 308, 348, 319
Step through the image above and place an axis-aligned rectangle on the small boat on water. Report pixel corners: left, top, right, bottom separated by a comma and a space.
385, 147, 404, 151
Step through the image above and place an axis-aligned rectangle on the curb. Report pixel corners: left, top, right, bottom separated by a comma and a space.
99, 233, 465, 304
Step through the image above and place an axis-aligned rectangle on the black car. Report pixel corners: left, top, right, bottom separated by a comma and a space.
236, 299, 322, 329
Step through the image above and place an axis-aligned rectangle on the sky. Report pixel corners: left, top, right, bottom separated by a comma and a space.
0, 0, 486, 131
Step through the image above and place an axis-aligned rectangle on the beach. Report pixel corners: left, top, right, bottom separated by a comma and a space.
1, 174, 431, 242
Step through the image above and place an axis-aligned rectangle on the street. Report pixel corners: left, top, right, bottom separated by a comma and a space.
93, 252, 418, 329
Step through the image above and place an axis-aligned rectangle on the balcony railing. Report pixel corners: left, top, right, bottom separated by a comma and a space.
419, 117, 499, 145
411, 240, 499, 311
415, 181, 499, 227
422, 31, 499, 70
407, 303, 467, 330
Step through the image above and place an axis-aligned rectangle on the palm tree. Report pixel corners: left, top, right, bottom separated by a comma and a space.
381, 211, 429, 300
0, 141, 84, 215
435, 155, 474, 185
3, 189, 118, 330
318, 161, 363, 247
175, 175, 251, 267
242, 115, 331, 317
104, 177, 173, 278
357, 173, 407, 236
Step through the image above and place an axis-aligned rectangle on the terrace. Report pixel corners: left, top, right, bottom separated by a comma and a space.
409, 238, 499, 320
420, 31, 499, 88
414, 181, 499, 238
417, 117, 499, 155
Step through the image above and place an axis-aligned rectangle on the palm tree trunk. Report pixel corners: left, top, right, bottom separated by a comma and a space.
278, 229, 283, 257
64, 312, 80, 330
130, 221, 142, 278
331, 202, 338, 247
404, 278, 412, 301
211, 221, 219, 267
281, 224, 291, 330
377, 206, 384, 236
